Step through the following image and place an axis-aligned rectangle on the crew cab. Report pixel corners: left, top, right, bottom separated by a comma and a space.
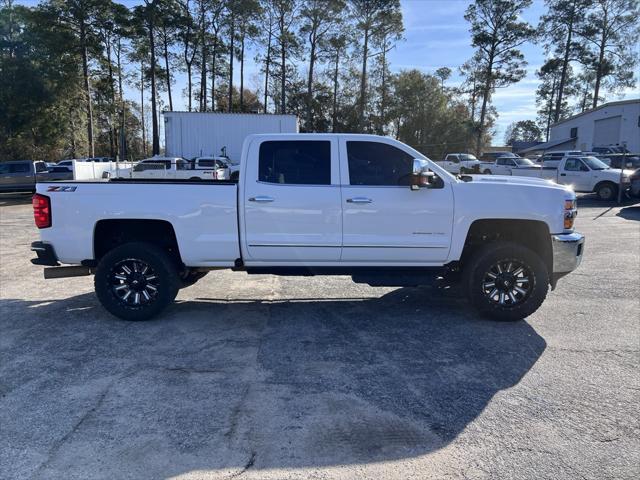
514, 156, 633, 201
31, 134, 585, 322
440, 153, 481, 174
480, 157, 541, 175
0, 160, 48, 192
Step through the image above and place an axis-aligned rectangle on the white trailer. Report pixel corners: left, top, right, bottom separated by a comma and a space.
163, 111, 298, 162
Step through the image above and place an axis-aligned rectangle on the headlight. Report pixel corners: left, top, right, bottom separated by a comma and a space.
564, 199, 577, 230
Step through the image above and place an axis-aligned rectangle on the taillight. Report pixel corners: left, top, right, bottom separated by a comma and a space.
32, 193, 51, 228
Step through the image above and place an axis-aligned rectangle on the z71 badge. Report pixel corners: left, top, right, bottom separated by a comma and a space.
47, 186, 77, 192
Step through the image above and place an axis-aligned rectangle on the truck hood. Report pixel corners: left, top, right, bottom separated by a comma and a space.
461, 173, 575, 197
598, 168, 635, 180
464, 174, 561, 188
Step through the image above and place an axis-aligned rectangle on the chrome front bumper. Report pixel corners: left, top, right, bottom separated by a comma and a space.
552, 232, 585, 274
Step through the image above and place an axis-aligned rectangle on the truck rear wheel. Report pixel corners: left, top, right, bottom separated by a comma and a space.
465, 242, 548, 321
94, 242, 179, 321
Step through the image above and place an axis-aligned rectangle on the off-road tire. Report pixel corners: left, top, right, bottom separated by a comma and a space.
95, 242, 179, 321
465, 242, 549, 321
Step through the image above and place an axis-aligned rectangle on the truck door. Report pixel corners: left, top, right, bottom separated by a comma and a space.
242, 138, 342, 262
560, 158, 592, 191
444, 154, 459, 173
494, 158, 508, 175
339, 139, 453, 263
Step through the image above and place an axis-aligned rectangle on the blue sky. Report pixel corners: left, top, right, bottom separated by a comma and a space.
18, 0, 639, 144
394, 0, 547, 140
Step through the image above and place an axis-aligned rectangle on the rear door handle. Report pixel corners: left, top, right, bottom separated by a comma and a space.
346, 197, 372, 204
560, 173, 566, 176
248, 196, 274, 202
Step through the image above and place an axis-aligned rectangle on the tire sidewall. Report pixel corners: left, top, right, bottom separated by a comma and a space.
597, 182, 616, 201
466, 242, 549, 321
95, 242, 179, 321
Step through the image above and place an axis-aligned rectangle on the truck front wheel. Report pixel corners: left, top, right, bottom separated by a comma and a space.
595, 182, 617, 201
94, 242, 180, 321
465, 242, 549, 321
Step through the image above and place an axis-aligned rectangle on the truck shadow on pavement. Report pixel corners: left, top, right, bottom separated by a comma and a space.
1, 286, 546, 478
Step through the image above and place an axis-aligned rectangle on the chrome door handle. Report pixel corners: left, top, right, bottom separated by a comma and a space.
346, 197, 372, 204
248, 196, 274, 202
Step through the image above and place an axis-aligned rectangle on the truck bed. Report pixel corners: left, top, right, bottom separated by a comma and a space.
36, 181, 240, 266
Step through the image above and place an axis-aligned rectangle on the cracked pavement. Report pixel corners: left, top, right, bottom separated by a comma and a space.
1, 193, 639, 480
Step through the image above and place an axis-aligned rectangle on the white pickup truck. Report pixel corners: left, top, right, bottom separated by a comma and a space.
31, 134, 584, 322
508, 156, 633, 201
440, 153, 481, 174
480, 157, 542, 175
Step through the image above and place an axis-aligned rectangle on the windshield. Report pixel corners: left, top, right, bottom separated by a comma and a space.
514, 158, 535, 166
459, 154, 478, 160
582, 156, 609, 170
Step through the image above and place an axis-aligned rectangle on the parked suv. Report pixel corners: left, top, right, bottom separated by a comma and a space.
0, 160, 48, 192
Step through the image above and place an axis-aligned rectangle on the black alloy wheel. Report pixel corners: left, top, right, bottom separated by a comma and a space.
110, 259, 160, 307
466, 242, 549, 321
95, 242, 179, 321
481, 260, 532, 307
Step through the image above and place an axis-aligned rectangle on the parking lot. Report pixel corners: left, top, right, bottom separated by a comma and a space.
1, 193, 638, 480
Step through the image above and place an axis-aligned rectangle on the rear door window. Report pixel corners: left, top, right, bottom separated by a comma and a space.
259, 141, 331, 185
347, 141, 414, 186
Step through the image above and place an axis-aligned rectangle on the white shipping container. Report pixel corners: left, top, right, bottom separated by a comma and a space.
163, 111, 299, 162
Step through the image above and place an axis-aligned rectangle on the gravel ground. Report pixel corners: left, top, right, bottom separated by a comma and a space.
1, 192, 639, 480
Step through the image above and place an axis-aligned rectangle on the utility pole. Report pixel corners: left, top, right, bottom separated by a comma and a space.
617, 142, 627, 204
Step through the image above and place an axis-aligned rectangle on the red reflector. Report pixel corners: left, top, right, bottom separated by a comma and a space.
32, 194, 51, 228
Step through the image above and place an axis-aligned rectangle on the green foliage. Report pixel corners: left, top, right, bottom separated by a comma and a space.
389, 70, 476, 159
2, 0, 637, 162
0, 3, 84, 160
464, 0, 536, 153
504, 120, 542, 145
576, 0, 639, 108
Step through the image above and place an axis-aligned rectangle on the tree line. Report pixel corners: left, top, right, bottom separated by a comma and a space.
0, 0, 637, 162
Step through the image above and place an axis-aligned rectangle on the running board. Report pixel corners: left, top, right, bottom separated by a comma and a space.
44, 266, 92, 279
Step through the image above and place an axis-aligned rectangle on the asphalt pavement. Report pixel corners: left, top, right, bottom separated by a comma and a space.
1, 192, 638, 480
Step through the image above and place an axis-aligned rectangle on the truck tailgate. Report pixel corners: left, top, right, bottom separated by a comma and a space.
36, 181, 240, 266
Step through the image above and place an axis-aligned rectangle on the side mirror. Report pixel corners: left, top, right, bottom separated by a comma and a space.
411, 159, 440, 190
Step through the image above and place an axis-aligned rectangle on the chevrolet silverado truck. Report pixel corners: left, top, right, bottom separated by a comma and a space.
30, 134, 585, 322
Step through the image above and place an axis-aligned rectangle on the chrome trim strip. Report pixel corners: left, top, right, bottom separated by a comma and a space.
248, 244, 447, 249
